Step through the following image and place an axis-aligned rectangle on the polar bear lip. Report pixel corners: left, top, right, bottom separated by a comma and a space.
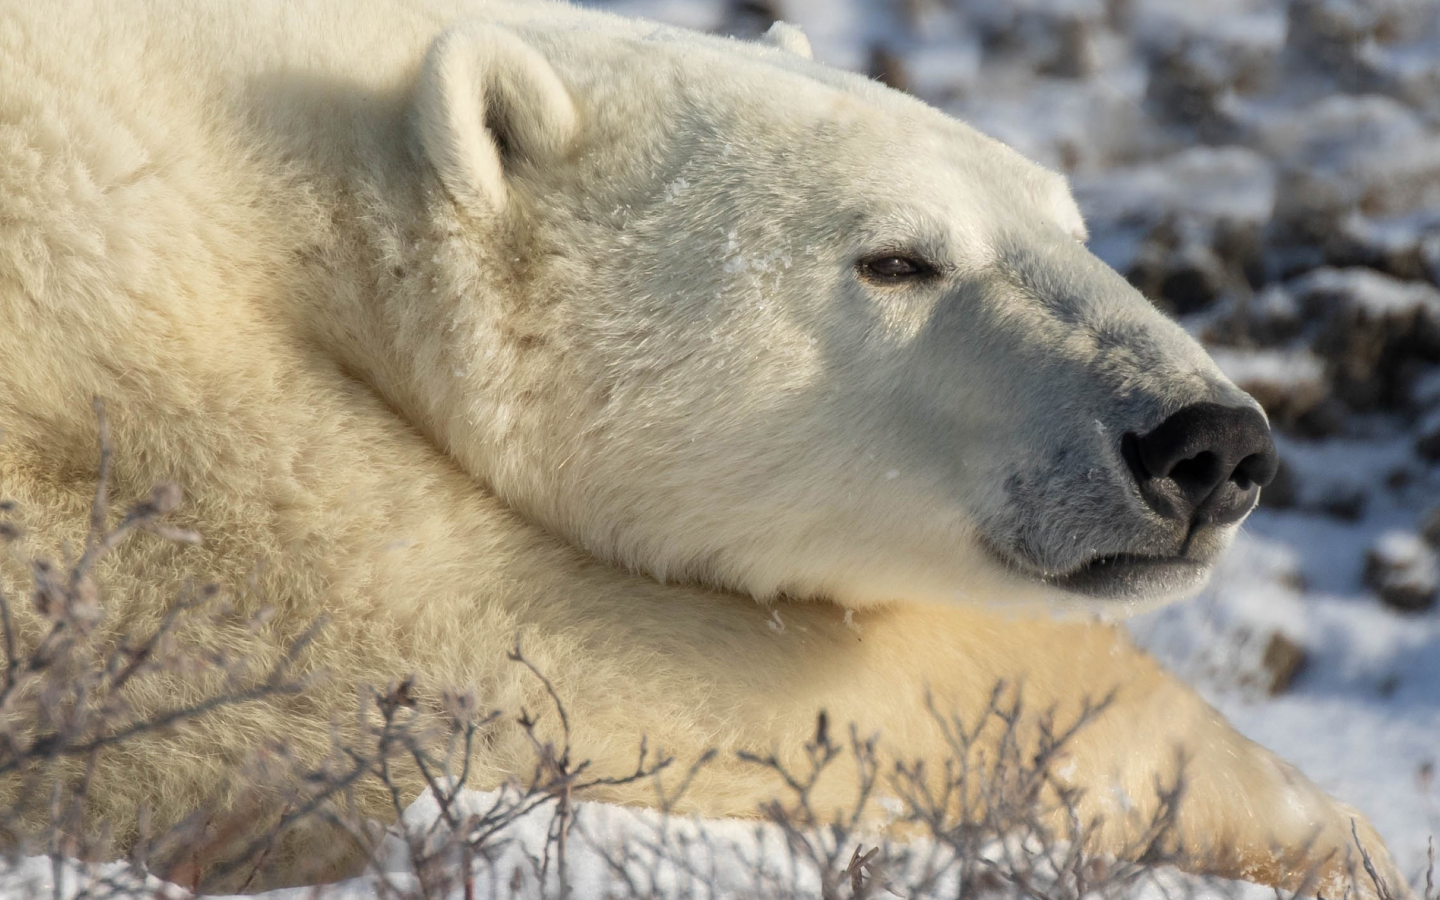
1043, 553, 1209, 600
978, 534, 1212, 602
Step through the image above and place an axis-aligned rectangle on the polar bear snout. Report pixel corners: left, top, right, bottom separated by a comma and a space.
1120, 402, 1278, 530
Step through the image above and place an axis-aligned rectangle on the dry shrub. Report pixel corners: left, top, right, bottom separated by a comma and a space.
0, 402, 1427, 900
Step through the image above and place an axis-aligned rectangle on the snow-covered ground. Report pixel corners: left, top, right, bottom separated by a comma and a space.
9, 0, 1440, 896
0, 785, 1281, 900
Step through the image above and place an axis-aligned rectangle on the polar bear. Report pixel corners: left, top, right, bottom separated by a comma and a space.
0, 0, 1406, 894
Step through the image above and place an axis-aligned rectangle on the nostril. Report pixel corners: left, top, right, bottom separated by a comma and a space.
1122, 401, 1278, 526
1232, 453, 1266, 491
1120, 432, 1148, 481
1168, 452, 1219, 493
1233, 447, 1279, 491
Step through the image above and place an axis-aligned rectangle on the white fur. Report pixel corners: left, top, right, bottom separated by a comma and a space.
761, 21, 813, 59
415, 23, 576, 214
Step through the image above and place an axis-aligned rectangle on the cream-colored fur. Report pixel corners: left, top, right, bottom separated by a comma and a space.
0, 0, 1406, 893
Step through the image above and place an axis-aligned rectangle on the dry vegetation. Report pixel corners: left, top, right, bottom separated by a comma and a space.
0, 403, 1429, 900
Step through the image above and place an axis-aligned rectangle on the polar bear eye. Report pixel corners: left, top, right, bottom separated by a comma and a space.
856, 254, 937, 283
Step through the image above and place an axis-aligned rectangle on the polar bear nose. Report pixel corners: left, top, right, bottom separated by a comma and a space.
1121, 403, 1279, 529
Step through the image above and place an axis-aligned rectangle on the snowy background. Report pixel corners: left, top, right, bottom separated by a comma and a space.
585, 0, 1440, 886
14, 0, 1440, 896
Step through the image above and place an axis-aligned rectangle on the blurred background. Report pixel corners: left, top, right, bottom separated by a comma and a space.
578, 0, 1440, 874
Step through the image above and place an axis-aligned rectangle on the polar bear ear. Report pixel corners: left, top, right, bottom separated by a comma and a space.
760, 21, 813, 60
414, 24, 576, 216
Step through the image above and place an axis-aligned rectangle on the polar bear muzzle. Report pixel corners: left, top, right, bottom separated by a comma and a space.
1018, 402, 1278, 602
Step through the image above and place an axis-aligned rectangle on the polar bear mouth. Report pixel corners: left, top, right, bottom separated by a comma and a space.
979, 531, 1214, 602
1041, 553, 1209, 600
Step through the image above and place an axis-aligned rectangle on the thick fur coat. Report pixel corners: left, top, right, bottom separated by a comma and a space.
0, 0, 1406, 893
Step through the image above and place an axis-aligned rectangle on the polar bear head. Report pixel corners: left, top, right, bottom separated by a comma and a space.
384, 10, 1277, 613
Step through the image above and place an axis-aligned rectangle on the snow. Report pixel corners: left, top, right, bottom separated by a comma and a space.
1290, 266, 1440, 317
1208, 346, 1326, 396
588, 0, 719, 32
0, 785, 1284, 900
1416, 369, 1440, 410
1073, 148, 1278, 233
1126, 0, 1286, 48
1367, 528, 1440, 608
1340, 210, 1440, 259
1373, 529, 1434, 568
903, 39, 983, 98
1255, 95, 1431, 170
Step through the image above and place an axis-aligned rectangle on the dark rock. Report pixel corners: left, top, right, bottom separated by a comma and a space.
1261, 632, 1308, 695
1285, 0, 1439, 107
1416, 410, 1440, 461
1258, 456, 1297, 509
1208, 347, 1329, 427
1294, 267, 1440, 411
725, 0, 782, 38
1202, 285, 1305, 348
1145, 40, 1239, 141
867, 43, 909, 92
1420, 507, 1440, 547
1289, 396, 1351, 438
1104, 0, 1134, 31
1160, 246, 1229, 314
1264, 240, 1330, 283
1213, 219, 1267, 289
1422, 234, 1440, 286
1037, 16, 1099, 79
1127, 215, 1250, 316
1364, 530, 1440, 611
1126, 251, 1168, 304
1385, 465, 1414, 491
976, 4, 1101, 75
1244, 285, 1304, 344
1326, 235, 1430, 282
1378, 673, 1400, 697
1325, 214, 1437, 282
1282, 0, 1381, 90
1410, 367, 1440, 415
1270, 167, 1351, 251
1316, 482, 1367, 520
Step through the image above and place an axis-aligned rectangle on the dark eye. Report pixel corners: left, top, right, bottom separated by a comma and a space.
857, 253, 938, 283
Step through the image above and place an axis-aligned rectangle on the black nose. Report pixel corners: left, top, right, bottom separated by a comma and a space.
1121, 402, 1279, 528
